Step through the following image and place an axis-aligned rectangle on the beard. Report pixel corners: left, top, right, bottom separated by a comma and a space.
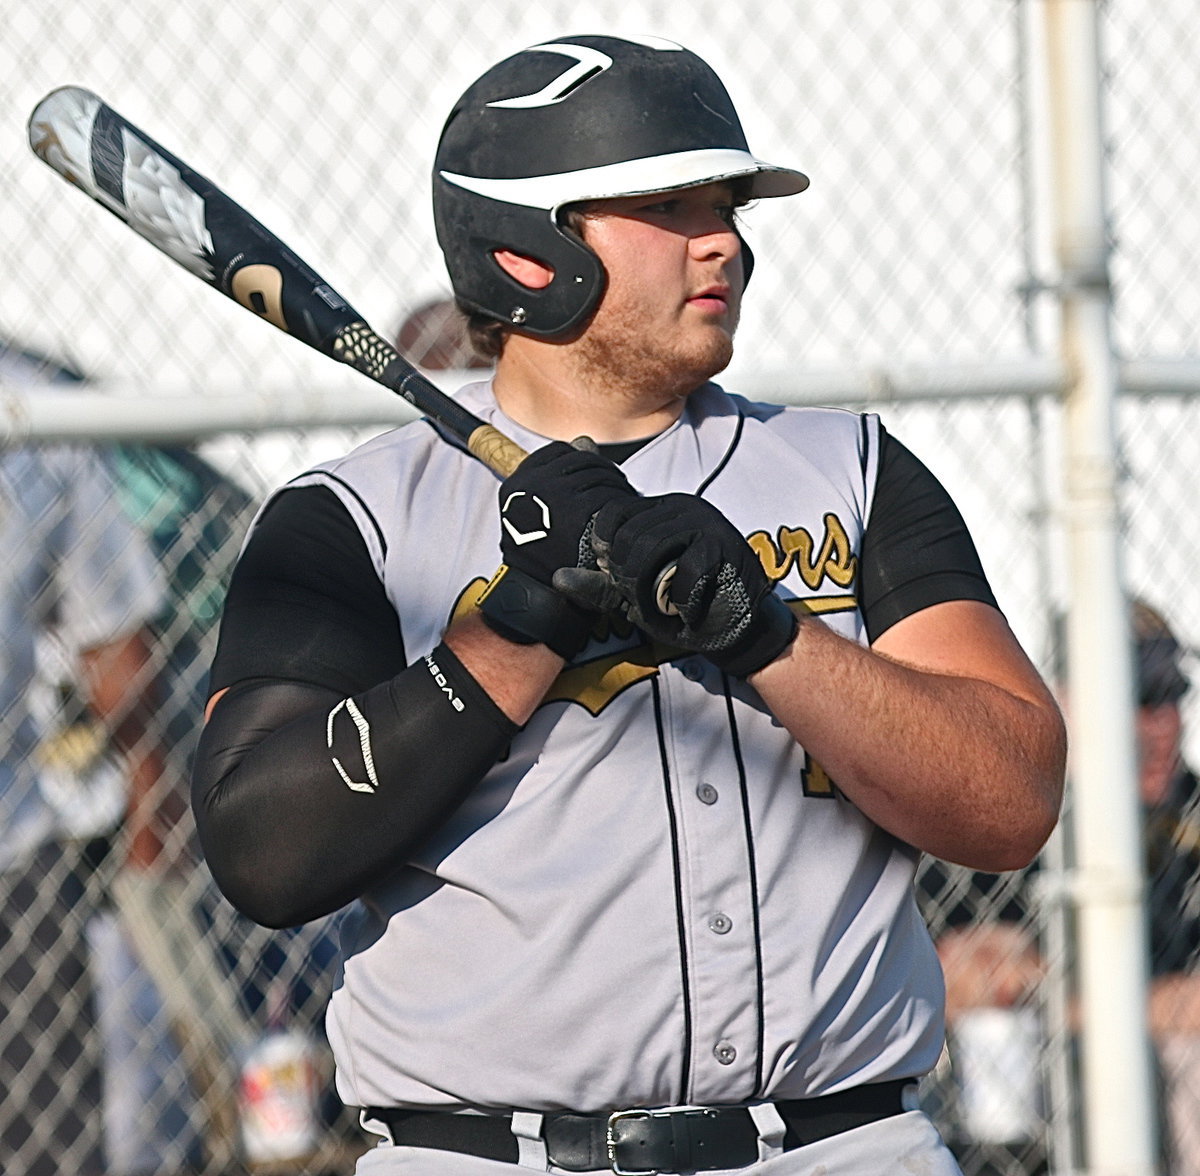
569, 300, 738, 407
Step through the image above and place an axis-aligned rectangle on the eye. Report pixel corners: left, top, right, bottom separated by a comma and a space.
640, 198, 680, 216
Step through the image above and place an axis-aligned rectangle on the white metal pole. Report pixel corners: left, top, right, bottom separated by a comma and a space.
1017, 5, 1081, 1163
1039, 2, 1157, 1172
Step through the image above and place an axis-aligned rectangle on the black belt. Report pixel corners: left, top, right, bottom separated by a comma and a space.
367, 1079, 913, 1173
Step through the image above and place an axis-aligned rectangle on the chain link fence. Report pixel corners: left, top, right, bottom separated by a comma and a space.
2, 1, 1199, 1174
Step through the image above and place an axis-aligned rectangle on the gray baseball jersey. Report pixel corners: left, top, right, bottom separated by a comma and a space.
281, 380, 947, 1114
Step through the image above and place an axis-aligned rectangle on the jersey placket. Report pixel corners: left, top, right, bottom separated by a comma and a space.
658, 654, 763, 1105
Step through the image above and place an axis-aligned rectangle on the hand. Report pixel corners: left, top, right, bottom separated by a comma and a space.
555, 493, 797, 676
479, 439, 637, 658
496, 439, 634, 585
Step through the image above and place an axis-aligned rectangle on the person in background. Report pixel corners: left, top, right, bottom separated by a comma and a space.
0, 340, 167, 1176
1132, 600, 1200, 1175
925, 597, 1200, 1175
394, 296, 492, 372
3, 341, 351, 1172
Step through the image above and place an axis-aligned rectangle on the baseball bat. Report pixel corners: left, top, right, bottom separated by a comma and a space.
28, 87, 680, 614
26, 86, 526, 477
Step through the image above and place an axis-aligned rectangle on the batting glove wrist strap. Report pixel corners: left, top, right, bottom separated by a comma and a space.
479, 565, 595, 660
717, 591, 798, 677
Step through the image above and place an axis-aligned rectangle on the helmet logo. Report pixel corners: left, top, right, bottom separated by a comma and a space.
487, 43, 613, 110
487, 37, 682, 110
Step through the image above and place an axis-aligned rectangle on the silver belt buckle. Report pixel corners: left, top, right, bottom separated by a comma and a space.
606, 1105, 706, 1176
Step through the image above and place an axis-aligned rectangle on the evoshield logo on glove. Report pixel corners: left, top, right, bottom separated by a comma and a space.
500, 490, 551, 545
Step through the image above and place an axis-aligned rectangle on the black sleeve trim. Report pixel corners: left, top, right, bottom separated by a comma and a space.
208, 484, 405, 697
192, 642, 517, 928
859, 429, 998, 643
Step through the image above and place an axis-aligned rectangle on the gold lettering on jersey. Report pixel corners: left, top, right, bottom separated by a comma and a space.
749, 513, 857, 592
542, 645, 671, 715
475, 564, 508, 605
802, 752, 837, 798
453, 578, 492, 620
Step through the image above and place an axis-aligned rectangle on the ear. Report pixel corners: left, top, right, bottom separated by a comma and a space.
493, 249, 554, 290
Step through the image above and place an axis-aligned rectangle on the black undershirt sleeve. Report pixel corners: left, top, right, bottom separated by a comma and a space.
208, 484, 405, 695
858, 428, 998, 644
192, 485, 517, 929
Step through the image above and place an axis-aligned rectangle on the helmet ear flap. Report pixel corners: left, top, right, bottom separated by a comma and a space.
483, 224, 607, 337
737, 230, 755, 288
434, 185, 607, 337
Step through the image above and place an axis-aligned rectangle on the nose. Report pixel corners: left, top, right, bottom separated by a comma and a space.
689, 217, 745, 291
689, 213, 741, 260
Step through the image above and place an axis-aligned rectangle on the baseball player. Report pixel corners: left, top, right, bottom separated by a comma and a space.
193, 35, 1067, 1176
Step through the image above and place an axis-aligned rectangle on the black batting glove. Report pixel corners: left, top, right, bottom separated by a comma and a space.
554, 493, 798, 677
479, 440, 637, 659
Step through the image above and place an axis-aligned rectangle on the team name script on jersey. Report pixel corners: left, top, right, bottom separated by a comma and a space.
747, 511, 856, 592
452, 511, 859, 719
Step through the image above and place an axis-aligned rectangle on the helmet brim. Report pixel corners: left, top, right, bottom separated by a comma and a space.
439, 147, 809, 212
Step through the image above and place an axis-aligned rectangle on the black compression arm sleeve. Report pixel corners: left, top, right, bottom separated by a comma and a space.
193, 643, 517, 928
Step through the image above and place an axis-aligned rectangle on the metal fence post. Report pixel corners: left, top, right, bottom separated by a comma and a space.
1040, 1, 1157, 1171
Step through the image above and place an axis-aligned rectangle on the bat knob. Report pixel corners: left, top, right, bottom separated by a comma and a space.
654, 564, 680, 616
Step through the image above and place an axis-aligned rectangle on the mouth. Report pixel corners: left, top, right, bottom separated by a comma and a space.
687, 285, 731, 313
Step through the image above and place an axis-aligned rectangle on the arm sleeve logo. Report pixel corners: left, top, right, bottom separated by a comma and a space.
326, 698, 379, 793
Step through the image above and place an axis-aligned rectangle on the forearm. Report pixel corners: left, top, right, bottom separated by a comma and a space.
193, 639, 517, 927
751, 606, 1066, 869
443, 610, 568, 724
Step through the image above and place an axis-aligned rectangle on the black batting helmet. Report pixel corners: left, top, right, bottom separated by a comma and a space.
432, 34, 810, 338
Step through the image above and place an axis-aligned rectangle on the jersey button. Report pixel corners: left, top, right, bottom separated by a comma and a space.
681, 660, 705, 681
714, 1041, 737, 1065
696, 783, 719, 805
708, 912, 733, 935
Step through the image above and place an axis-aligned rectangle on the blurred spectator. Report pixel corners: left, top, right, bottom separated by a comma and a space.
105, 440, 256, 834
394, 296, 491, 371
0, 340, 167, 1175
918, 597, 1200, 1175
107, 443, 359, 1165
1, 343, 387, 1176
1133, 600, 1200, 1175
97, 438, 258, 1175
105, 434, 359, 1169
